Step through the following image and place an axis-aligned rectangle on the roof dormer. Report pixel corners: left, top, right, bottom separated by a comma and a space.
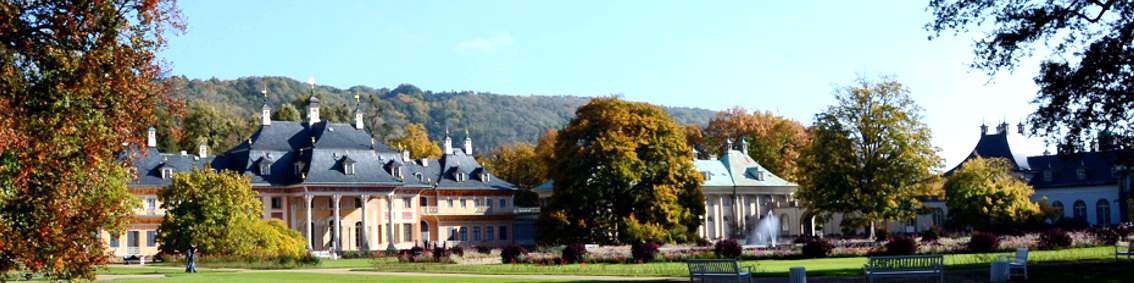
341, 156, 356, 175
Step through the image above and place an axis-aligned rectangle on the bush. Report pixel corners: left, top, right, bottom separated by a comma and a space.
696, 239, 712, 247
801, 238, 833, 258
561, 243, 588, 263
631, 242, 660, 263
885, 235, 917, 255
432, 246, 449, 262
501, 245, 526, 264
475, 246, 492, 254
1054, 218, 1090, 231
874, 229, 890, 242
967, 232, 1000, 253
920, 228, 941, 242
713, 239, 742, 259
1093, 228, 1120, 245
449, 246, 465, 257
1039, 229, 1073, 250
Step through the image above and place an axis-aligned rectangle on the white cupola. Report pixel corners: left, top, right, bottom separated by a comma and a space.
261, 103, 271, 126
306, 95, 320, 125
463, 130, 473, 155
353, 107, 364, 130
740, 139, 749, 155
443, 131, 454, 155
198, 143, 208, 158
146, 126, 157, 147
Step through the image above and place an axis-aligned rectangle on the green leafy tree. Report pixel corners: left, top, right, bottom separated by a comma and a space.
537, 97, 704, 245
0, 0, 182, 280
157, 168, 305, 257
796, 75, 942, 236
389, 123, 442, 159
927, 1, 1134, 155
180, 99, 254, 151
944, 157, 1040, 232
480, 129, 557, 189
272, 103, 302, 121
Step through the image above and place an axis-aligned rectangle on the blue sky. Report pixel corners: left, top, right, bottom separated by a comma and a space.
161, 0, 1051, 170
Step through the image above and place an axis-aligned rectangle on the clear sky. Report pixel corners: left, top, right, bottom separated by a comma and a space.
161, 0, 1053, 170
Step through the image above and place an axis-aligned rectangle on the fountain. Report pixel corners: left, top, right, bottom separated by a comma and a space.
744, 211, 779, 248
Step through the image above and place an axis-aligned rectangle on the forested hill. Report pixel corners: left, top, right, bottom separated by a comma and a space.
160, 76, 715, 154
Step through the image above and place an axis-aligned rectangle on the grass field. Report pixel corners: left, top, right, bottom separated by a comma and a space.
362, 246, 1116, 277
104, 272, 669, 283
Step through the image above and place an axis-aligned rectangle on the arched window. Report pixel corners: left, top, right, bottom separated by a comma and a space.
1097, 199, 1112, 225
932, 208, 945, 228
1073, 200, 1087, 221
780, 214, 789, 233
420, 221, 430, 243
1052, 201, 1065, 219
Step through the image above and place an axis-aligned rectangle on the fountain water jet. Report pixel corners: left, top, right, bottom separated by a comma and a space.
745, 211, 779, 248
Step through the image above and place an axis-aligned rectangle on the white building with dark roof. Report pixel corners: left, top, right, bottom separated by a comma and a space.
109, 95, 532, 260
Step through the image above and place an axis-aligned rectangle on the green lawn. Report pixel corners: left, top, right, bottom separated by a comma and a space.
103, 272, 671, 283
362, 246, 1116, 277
98, 266, 229, 275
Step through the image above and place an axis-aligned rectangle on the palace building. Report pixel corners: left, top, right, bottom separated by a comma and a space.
106, 95, 534, 260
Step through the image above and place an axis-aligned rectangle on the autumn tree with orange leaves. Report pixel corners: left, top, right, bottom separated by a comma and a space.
0, 0, 183, 280
702, 107, 810, 181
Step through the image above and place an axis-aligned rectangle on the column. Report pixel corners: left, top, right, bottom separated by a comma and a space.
386, 195, 397, 254
359, 195, 370, 251
304, 194, 313, 251
332, 194, 342, 254
715, 195, 724, 239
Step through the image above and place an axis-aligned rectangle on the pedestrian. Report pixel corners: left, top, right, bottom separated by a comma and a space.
185, 242, 198, 273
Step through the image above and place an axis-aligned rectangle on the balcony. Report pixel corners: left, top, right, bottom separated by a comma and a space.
420, 206, 535, 216
513, 207, 540, 214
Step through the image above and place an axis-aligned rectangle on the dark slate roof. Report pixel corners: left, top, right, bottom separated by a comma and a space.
127, 147, 215, 187
1027, 151, 1120, 189
435, 150, 517, 190
945, 124, 1031, 176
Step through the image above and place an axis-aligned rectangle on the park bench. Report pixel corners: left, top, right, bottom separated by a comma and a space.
122, 255, 147, 265
996, 248, 1028, 279
687, 258, 754, 282
863, 254, 944, 283
1117, 242, 1133, 262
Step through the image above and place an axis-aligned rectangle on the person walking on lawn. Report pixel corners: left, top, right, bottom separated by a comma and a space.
185, 242, 198, 273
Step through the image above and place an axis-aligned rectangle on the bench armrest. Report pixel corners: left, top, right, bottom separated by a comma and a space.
742, 265, 753, 273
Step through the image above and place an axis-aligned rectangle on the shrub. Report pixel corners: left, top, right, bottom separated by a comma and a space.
1039, 229, 1073, 250
1093, 228, 1120, 245
561, 243, 588, 263
1054, 218, 1090, 231
432, 246, 450, 262
920, 228, 941, 242
714, 239, 742, 259
874, 229, 890, 242
801, 238, 833, 258
501, 245, 526, 264
696, 239, 712, 247
885, 235, 917, 255
475, 246, 492, 254
967, 232, 1000, 253
449, 246, 465, 257
1117, 223, 1131, 237
631, 242, 660, 263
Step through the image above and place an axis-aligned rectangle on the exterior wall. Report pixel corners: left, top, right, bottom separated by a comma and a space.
700, 189, 802, 241
1032, 185, 1121, 226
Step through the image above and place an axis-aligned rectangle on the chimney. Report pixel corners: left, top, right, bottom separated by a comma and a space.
420, 158, 428, 167
1017, 122, 1025, 135
306, 95, 321, 125
353, 107, 364, 130
740, 139, 749, 155
198, 143, 208, 158
402, 148, 411, 162
980, 123, 988, 135
179, 150, 187, 156
463, 130, 473, 155
443, 135, 453, 155
146, 126, 157, 147
261, 103, 271, 126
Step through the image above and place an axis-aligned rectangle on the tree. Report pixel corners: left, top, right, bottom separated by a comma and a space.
388, 123, 442, 159
157, 168, 305, 257
0, 0, 183, 280
180, 99, 254, 151
944, 157, 1040, 232
796, 76, 942, 236
537, 97, 704, 245
273, 103, 302, 121
480, 129, 557, 189
927, 1, 1134, 156
702, 107, 810, 181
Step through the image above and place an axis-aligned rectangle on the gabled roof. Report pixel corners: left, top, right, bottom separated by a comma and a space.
127, 147, 214, 187
435, 150, 517, 190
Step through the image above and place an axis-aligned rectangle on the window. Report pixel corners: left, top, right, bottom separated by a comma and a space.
447, 198, 454, 208
344, 163, 356, 175
1077, 168, 1087, 180
1043, 170, 1053, 182
473, 198, 481, 207
354, 198, 362, 209
460, 198, 467, 208
1052, 201, 1065, 219
392, 167, 402, 178
1073, 200, 1088, 221
403, 197, 412, 209
499, 226, 508, 240
355, 222, 364, 247
109, 233, 120, 248
160, 168, 173, 179
260, 161, 271, 176
146, 231, 156, 247
1097, 199, 1112, 225
700, 171, 711, 181
456, 173, 466, 182
486, 197, 494, 208
271, 197, 282, 209
780, 215, 789, 233
459, 227, 468, 241
294, 162, 305, 176
481, 173, 490, 182
127, 231, 139, 247
415, 172, 423, 181
473, 226, 481, 241
499, 198, 507, 208
145, 197, 157, 211
486, 226, 495, 241
403, 223, 412, 242
448, 228, 457, 241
